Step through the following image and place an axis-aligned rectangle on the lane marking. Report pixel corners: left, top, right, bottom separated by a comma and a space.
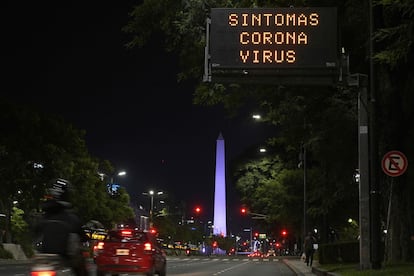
212, 261, 249, 275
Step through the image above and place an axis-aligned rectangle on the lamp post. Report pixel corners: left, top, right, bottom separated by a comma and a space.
99, 170, 126, 195
110, 171, 126, 184
142, 190, 163, 227
298, 143, 307, 250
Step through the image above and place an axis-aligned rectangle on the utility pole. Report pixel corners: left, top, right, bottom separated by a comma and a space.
369, 0, 381, 268
298, 143, 307, 249
348, 73, 371, 269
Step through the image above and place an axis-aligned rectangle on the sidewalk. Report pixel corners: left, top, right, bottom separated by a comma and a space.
284, 258, 340, 276
283, 258, 317, 275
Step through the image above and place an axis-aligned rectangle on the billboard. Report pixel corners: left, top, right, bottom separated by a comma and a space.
210, 8, 337, 70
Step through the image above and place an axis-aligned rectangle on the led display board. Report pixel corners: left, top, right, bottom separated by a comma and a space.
210, 8, 337, 70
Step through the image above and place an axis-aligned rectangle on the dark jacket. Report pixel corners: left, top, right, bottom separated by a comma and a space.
304, 234, 316, 252
37, 200, 84, 257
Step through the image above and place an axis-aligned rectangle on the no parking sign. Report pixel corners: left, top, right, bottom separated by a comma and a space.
381, 150, 408, 177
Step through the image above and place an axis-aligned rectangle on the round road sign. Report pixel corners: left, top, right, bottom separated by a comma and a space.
381, 150, 408, 177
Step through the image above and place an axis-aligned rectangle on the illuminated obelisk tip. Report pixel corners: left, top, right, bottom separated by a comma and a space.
213, 132, 227, 237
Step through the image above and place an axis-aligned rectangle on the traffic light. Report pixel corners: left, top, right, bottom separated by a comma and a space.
195, 206, 201, 214
241, 207, 247, 214
281, 230, 287, 237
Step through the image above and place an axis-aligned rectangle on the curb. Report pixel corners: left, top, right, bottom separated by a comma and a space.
282, 258, 341, 276
282, 259, 304, 275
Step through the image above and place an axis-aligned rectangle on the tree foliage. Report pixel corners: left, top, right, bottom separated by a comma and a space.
373, 0, 414, 67
0, 99, 134, 242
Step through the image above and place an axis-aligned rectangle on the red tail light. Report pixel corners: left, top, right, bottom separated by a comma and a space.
96, 241, 105, 250
94, 241, 105, 255
121, 230, 132, 237
144, 242, 152, 253
31, 271, 56, 276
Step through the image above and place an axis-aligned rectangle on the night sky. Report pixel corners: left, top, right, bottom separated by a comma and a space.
2, 2, 271, 230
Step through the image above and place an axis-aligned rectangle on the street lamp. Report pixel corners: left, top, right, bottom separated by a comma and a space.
110, 170, 126, 184
252, 114, 262, 120
98, 170, 126, 181
110, 171, 127, 195
142, 190, 163, 227
98, 170, 126, 195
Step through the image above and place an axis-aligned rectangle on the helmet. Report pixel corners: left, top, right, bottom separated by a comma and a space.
45, 178, 71, 204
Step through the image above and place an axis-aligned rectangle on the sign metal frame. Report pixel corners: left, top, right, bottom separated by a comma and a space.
208, 7, 338, 71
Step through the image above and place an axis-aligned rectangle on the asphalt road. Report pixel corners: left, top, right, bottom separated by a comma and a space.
0, 256, 297, 276
167, 257, 296, 276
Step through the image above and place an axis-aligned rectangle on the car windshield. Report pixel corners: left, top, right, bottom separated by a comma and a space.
107, 230, 148, 243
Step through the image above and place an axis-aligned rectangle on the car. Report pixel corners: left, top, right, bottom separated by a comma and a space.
95, 228, 166, 276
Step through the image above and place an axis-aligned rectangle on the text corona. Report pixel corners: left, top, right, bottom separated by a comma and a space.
240, 32, 308, 45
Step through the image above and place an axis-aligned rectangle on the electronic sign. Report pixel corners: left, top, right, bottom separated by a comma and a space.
210, 8, 337, 70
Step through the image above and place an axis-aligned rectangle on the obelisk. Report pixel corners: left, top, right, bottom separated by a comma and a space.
213, 132, 227, 237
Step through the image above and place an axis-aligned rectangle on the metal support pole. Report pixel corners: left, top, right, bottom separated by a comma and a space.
369, 0, 381, 269
150, 195, 154, 228
303, 145, 307, 239
355, 74, 371, 269
203, 18, 211, 82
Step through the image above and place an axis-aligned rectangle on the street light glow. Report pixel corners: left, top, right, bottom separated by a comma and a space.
142, 189, 164, 228
98, 170, 127, 182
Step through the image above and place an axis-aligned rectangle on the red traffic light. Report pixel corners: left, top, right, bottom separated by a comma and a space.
195, 206, 201, 213
241, 207, 247, 214
281, 230, 287, 236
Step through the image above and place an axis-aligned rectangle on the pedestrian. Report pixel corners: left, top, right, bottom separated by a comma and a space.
303, 232, 316, 266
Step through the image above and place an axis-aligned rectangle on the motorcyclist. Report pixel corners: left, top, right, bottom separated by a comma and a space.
35, 178, 87, 276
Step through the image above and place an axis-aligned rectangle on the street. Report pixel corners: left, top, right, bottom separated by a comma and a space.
0, 256, 297, 276
166, 257, 295, 276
